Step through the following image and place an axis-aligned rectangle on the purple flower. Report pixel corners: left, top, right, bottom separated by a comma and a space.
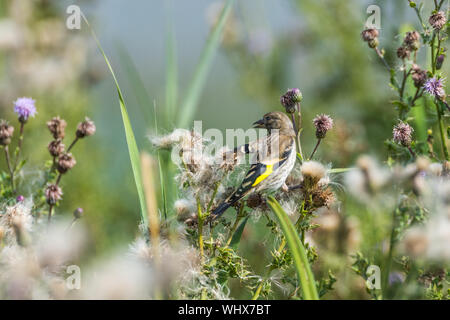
313, 114, 334, 139
423, 77, 445, 99
16, 195, 24, 202
280, 88, 302, 113
14, 97, 36, 122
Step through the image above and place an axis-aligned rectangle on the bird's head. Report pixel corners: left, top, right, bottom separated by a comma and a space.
252, 111, 295, 136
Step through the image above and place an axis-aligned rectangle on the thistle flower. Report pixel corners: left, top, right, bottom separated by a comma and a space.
423, 77, 445, 99
16, 195, 24, 202
73, 208, 84, 219
0, 120, 14, 145
403, 31, 420, 51
313, 114, 333, 139
429, 11, 447, 30
361, 28, 379, 42
436, 54, 445, 70
45, 184, 63, 205
47, 116, 67, 139
393, 121, 414, 147
361, 28, 379, 48
280, 88, 302, 113
396, 46, 410, 59
13, 97, 36, 122
57, 153, 76, 173
48, 139, 65, 157
76, 117, 96, 138
411, 65, 427, 88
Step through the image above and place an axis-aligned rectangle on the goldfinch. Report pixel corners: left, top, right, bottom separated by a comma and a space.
212, 111, 297, 217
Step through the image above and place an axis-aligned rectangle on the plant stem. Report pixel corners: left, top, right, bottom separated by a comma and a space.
56, 173, 63, 185
431, 32, 436, 75
251, 238, 286, 300
382, 209, 397, 299
374, 47, 391, 71
197, 198, 205, 262
399, 66, 412, 101
4, 146, 14, 191
206, 180, 221, 214
48, 204, 54, 223
67, 137, 79, 152
435, 101, 449, 160
13, 122, 24, 171
407, 146, 416, 158
309, 139, 321, 160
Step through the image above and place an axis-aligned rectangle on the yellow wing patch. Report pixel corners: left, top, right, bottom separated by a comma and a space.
252, 164, 273, 187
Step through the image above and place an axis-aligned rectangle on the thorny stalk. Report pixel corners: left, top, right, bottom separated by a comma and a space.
435, 100, 450, 160
4, 146, 14, 191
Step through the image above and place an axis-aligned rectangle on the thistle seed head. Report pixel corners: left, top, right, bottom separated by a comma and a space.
396, 46, 410, 59
301, 161, 326, 189
393, 121, 414, 147
45, 184, 63, 205
429, 11, 447, 30
361, 28, 379, 42
57, 153, 76, 174
411, 65, 427, 88
48, 139, 65, 157
76, 117, 96, 138
47, 116, 67, 140
403, 31, 420, 51
0, 120, 14, 146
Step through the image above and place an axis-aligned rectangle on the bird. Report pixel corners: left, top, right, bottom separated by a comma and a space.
212, 111, 297, 218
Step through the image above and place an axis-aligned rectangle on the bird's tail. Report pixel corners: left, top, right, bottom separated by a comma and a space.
211, 190, 243, 218
211, 202, 232, 217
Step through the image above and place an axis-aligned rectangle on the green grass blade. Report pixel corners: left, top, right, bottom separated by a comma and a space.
267, 196, 319, 300
83, 15, 148, 227
116, 44, 153, 124
229, 216, 249, 250
177, 0, 235, 128
153, 102, 168, 219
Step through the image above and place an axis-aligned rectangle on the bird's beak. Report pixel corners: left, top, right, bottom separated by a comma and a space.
252, 119, 265, 128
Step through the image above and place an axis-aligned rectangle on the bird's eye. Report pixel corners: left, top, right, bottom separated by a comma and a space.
265, 116, 270, 121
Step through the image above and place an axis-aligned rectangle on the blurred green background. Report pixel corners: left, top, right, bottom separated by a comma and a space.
0, 0, 447, 298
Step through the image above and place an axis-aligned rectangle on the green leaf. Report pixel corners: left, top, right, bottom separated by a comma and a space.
116, 44, 153, 124
267, 196, 319, 300
83, 15, 148, 227
177, 0, 235, 128
229, 216, 249, 250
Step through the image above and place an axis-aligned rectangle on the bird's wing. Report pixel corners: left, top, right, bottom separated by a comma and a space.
226, 142, 293, 203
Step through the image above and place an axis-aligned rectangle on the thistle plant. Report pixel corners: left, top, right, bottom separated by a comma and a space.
148, 88, 337, 299
362, 0, 449, 161
0, 97, 95, 223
